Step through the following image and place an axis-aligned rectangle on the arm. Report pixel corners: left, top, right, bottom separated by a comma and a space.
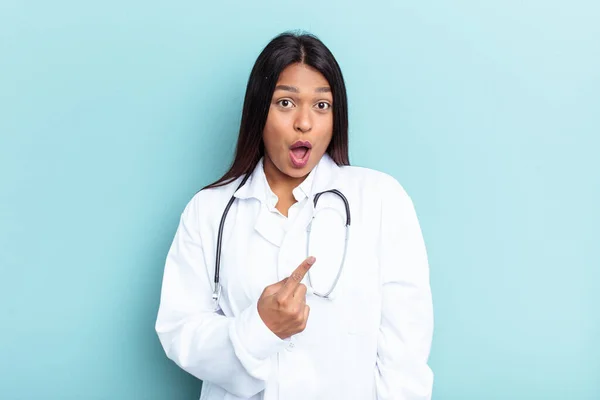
155, 194, 287, 398
375, 177, 434, 399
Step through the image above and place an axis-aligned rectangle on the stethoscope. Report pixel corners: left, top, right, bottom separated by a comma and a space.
212, 172, 351, 305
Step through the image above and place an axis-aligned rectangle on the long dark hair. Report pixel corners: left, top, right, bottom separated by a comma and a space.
204, 31, 350, 190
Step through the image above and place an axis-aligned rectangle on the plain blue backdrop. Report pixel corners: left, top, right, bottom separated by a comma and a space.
1, 1, 598, 399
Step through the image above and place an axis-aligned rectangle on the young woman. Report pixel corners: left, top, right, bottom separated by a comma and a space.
155, 31, 434, 400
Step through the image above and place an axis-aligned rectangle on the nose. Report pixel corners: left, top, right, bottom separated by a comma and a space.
294, 107, 312, 133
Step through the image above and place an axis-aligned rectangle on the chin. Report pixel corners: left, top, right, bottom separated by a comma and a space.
285, 166, 310, 178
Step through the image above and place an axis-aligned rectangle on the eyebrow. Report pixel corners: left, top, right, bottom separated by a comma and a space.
275, 85, 331, 93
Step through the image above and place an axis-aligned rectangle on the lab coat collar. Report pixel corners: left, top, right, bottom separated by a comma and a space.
232, 154, 342, 248
233, 153, 342, 201
293, 164, 316, 201
232, 157, 268, 202
310, 153, 343, 195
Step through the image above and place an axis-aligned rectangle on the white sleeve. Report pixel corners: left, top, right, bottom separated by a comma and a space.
375, 177, 434, 399
155, 195, 287, 398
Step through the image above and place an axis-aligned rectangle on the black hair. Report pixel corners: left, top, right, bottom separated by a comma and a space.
205, 30, 349, 189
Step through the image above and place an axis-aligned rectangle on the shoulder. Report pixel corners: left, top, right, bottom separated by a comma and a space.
181, 176, 245, 221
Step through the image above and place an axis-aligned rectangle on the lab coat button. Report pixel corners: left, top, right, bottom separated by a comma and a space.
286, 341, 295, 352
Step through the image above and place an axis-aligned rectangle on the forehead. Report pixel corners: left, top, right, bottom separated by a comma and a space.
276, 63, 330, 89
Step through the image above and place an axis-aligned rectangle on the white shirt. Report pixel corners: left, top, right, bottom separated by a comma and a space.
155, 154, 434, 400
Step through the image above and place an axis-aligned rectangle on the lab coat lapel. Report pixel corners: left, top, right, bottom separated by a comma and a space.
233, 158, 285, 248
254, 205, 285, 247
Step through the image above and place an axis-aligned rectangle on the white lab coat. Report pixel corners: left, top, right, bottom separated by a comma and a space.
155, 154, 434, 400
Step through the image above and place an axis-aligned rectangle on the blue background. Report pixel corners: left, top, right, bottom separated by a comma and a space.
1, 1, 598, 399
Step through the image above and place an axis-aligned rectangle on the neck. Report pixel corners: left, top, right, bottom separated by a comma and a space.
263, 155, 308, 201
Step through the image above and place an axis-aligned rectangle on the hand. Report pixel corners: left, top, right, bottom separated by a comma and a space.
257, 256, 316, 339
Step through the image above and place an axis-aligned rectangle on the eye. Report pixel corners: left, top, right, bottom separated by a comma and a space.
315, 102, 331, 111
277, 99, 295, 108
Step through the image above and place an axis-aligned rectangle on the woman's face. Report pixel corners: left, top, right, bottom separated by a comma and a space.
262, 62, 334, 180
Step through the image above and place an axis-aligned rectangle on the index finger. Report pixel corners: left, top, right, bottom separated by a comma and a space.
280, 256, 316, 297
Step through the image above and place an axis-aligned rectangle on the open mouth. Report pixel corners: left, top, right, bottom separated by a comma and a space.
291, 146, 310, 159
289, 141, 312, 168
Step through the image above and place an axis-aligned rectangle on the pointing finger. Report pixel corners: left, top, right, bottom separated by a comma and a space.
280, 256, 316, 297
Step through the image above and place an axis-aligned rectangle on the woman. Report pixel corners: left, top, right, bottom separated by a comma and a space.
155, 31, 434, 400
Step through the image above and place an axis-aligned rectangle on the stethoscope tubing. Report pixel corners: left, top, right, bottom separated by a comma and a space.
212, 173, 350, 303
